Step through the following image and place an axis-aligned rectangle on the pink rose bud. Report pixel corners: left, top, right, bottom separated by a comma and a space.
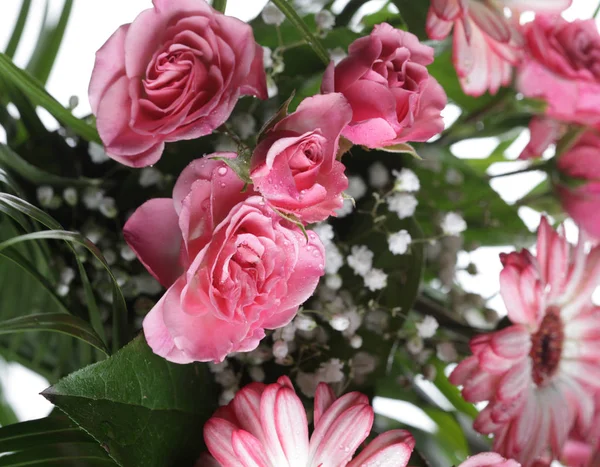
89, 0, 267, 168
321, 23, 446, 149
124, 155, 324, 363
517, 15, 600, 128
555, 132, 600, 240
250, 93, 352, 223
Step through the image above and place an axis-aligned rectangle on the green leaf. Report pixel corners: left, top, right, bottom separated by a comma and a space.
4, 0, 32, 59
26, 0, 73, 85
211, 0, 227, 13
0, 417, 92, 453
43, 335, 218, 467
377, 143, 421, 159
0, 248, 68, 314
390, 0, 429, 40
270, 0, 330, 64
212, 153, 252, 184
432, 358, 479, 419
0, 313, 108, 355
0, 194, 126, 350
0, 442, 114, 466
0, 227, 126, 351
0, 53, 100, 143
422, 407, 471, 465
412, 146, 533, 247
257, 91, 295, 143
0, 144, 102, 188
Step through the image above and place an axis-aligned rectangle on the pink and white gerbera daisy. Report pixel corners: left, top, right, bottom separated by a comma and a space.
203, 376, 415, 466
450, 218, 600, 466
425, 0, 571, 97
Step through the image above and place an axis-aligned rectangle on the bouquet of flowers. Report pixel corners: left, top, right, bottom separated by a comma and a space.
0, 0, 599, 466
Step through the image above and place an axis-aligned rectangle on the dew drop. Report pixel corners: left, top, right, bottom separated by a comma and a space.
217, 166, 228, 176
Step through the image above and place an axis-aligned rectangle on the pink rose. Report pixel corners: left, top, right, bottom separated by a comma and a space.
89, 0, 267, 168
555, 132, 600, 239
250, 93, 351, 224
517, 16, 600, 127
124, 155, 325, 363
321, 23, 446, 148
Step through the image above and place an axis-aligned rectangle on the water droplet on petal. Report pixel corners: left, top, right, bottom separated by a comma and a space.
217, 167, 228, 176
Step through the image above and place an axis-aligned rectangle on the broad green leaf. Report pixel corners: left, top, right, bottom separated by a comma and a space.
43, 336, 218, 467
422, 407, 471, 465
0, 313, 108, 355
0, 53, 100, 143
0, 442, 114, 466
270, 0, 330, 64
4, 0, 32, 59
0, 417, 91, 453
0, 144, 101, 188
26, 0, 73, 85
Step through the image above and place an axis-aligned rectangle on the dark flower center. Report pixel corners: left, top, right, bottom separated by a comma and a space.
529, 308, 564, 387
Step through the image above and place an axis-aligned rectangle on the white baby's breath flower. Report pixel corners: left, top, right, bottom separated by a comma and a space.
329, 47, 347, 65
347, 245, 373, 277
262, 46, 274, 69
324, 243, 344, 275
325, 274, 342, 290
437, 341, 458, 362
317, 358, 344, 383
262, 2, 285, 25
363, 268, 388, 291
440, 212, 467, 236
388, 230, 412, 255
368, 162, 390, 188
272, 340, 289, 360
88, 142, 109, 164
315, 10, 335, 30
392, 168, 420, 192
63, 187, 78, 206
139, 167, 162, 187
335, 198, 354, 218
329, 313, 350, 332
231, 113, 256, 140
406, 335, 424, 354
37, 186, 54, 207
347, 175, 367, 200
386, 193, 418, 219
312, 223, 335, 245
295, 315, 317, 332
416, 316, 439, 338
350, 335, 363, 349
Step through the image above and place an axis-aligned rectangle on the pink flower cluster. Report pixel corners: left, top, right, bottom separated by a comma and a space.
426, 0, 571, 97
451, 218, 600, 466
88, 0, 446, 363
202, 377, 520, 467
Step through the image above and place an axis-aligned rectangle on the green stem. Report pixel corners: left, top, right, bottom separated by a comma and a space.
212, 0, 227, 13
271, 0, 330, 65
594, 1, 600, 19
487, 163, 548, 179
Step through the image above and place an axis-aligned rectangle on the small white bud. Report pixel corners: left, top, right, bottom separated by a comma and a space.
392, 168, 420, 192
386, 193, 417, 219
99, 197, 118, 218
368, 162, 389, 188
88, 142, 109, 164
325, 274, 342, 290
330, 313, 350, 332
416, 316, 439, 338
139, 167, 162, 187
63, 187, 78, 206
37, 186, 54, 207
350, 334, 363, 349
295, 315, 317, 331
316, 10, 335, 31
272, 339, 289, 360
262, 3, 285, 25
388, 230, 412, 255
363, 268, 388, 291
440, 212, 467, 236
